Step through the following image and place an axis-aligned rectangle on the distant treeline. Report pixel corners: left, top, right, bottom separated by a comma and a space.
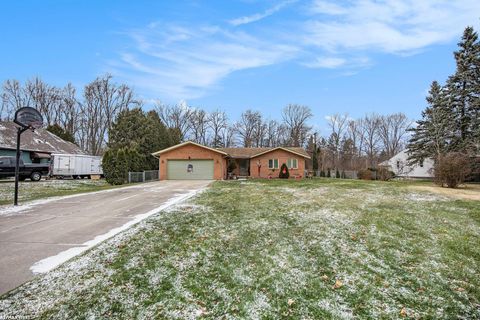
0, 75, 413, 170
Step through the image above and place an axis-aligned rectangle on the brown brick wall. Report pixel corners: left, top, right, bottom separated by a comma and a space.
158, 144, 227, 180
249, 149, 306, 178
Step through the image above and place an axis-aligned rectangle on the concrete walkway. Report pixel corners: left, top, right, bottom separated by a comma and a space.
0, 180, 211, 295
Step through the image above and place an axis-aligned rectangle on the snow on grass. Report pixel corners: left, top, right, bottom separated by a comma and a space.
0, 179, 479, 319
0, 179, 114, 209
0, 180, 159, 215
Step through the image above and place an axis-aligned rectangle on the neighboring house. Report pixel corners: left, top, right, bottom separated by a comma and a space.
152, 141, 311, 180
379, 149, 434, 179
0, 121, 84, 164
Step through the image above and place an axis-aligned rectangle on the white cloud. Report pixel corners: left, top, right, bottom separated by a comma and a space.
304, 0, 480, 54
309, 1, 347, 15
107, 1, 480, 100
302, 56, 346, 69
229, 0, 297, 26
110, 24, 298, 99
301, 55, 371, 71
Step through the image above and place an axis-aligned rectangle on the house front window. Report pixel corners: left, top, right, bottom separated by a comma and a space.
287, 158, 298, 169
268, 159, 279, 169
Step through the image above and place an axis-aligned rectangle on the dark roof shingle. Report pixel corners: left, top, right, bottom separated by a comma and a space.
218, 147, 310, 159
0, 122, 85, 154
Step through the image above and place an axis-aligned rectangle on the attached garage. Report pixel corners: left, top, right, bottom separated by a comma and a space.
167, 159, 214, 180
152, 141, 228, 180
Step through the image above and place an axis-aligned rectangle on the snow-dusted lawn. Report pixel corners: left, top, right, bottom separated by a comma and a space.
1, 179, 479, 319
0, 179, 113, 205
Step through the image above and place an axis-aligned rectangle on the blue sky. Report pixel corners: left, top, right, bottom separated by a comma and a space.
1, 0, 479, 133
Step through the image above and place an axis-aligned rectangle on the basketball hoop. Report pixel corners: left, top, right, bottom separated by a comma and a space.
14, 107, 43, 130
13, 107, 43, 205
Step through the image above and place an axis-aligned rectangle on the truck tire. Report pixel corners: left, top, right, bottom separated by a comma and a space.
30, 172, 42, 182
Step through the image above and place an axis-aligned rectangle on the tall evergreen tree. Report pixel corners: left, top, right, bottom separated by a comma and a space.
408, 25, 480, 167
46, 123, 76, 144
446, 26, 480, 152
107, 108, 179, 170
103, 108, 180, 184
408, 81, 453, 163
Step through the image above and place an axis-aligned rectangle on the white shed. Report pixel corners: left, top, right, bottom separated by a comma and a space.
379, 150, 434, 179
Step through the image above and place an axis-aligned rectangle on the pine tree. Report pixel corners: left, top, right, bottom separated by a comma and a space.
108, 108, 179, 171
447, 26, 480, 152
46, 123, 76, 144
103, 146, 143, 185
103, 108, 180, 185
407, 81, 453, 164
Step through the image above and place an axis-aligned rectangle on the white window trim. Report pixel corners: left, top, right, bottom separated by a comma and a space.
288, 158, 298, 169
269, 159, 279, 169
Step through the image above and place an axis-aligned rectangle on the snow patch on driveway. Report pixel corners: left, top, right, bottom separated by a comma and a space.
30, 188, 205, 274
0, 182, 162, 216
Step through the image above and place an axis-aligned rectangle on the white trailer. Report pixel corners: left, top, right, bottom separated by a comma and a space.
50, 154, 103, 179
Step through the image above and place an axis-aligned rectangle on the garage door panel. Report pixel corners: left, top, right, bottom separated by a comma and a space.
167, 160, 214, 180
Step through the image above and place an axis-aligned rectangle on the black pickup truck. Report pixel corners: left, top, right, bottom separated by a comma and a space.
0, 156, 49, 181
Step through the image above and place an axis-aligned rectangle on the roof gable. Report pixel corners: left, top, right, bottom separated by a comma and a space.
218, 146, 311, 159
152, 141, 228, 156
250, 147, 311, 159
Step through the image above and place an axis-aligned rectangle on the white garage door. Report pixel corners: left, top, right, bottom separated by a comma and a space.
167, 160, 214, 180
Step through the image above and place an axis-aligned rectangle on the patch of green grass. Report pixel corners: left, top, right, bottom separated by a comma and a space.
0, 179, 120, 205
1, 179, 479, 319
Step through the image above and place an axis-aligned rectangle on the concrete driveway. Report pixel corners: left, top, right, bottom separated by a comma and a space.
0, 180, 211, 295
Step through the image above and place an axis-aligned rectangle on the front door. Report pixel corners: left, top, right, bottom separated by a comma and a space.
239, 159, 249, 176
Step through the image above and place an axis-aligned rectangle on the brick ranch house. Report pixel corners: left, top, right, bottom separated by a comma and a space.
152, 141, 311, 180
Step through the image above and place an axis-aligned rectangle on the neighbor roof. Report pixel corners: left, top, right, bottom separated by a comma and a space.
218, 147, 311, 159
0, 122, 85, 154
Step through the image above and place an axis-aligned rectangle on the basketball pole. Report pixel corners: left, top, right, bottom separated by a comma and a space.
13, 125, 29, 206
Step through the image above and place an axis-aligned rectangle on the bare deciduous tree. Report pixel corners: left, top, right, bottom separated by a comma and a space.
188, 109, 208, 145
282, 104, 312, 147
361, 113, 381, 168
327, 113, 349, 168
80, 74, 138, 155
235, 110, 263, 147
208, 110, 228, 147
222, 125, 236, 148
264, 120, 286, 147
1, 79, 30, 121
155, 101, 192, 141
60, 83, 80, 137
347, 120, 364, 169
25, 77, 63, 126
378, 113, 412, 158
